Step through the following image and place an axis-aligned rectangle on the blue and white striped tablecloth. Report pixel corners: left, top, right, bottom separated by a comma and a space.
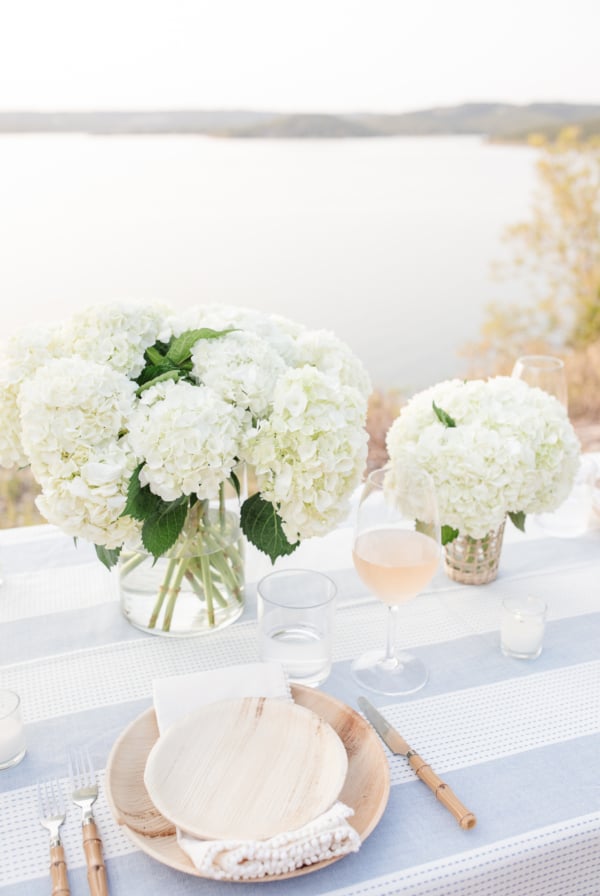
1, 513, 599, 896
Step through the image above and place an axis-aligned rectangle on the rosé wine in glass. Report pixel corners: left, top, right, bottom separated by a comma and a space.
353, 528, 440, 605
351, 464, 440, 696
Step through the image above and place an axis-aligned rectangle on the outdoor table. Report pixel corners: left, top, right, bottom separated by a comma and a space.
1, 490, 599, 896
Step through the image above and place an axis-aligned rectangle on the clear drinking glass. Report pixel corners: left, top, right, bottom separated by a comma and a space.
351, 463, 441, 696
257, 569, 336, 687
512, 355, 568, 409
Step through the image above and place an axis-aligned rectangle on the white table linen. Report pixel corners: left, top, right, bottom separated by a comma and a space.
1, 481, 599, 895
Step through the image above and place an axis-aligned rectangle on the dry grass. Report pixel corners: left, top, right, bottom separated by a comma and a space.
0, 467, 44, 528
365, 388, 404, 473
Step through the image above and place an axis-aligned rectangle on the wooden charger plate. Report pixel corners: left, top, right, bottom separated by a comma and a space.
105, 685, 390, 883
144, 697, 349, 840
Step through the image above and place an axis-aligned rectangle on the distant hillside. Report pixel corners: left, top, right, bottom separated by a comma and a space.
0, 110, 278, 134
352, 102, 600, 138
0, 103, 599, 139
223, 113, 378, 139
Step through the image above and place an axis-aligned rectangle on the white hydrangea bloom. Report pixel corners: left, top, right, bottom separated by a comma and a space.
295, 329, 372, 398
2, 324, 64, 385
59, 301, 173, 378
0, 381, 29, 468
127, 379, 246, 502
386, 377, 580, 539
4, 302, 369, 561
19, 357, 137, 483
0, 325, 65, 467
191, 330, 286, 417
35, 443, 142, 549
245, 366, 368, 543
16, 357, 139, 547
169, 304, 300, 366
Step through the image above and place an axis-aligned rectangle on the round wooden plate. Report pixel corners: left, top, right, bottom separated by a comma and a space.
144, 696, 349, 840
105, 685, 390, 882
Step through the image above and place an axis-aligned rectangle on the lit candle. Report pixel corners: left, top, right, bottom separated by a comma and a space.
501, 596, 547, 660
0, 690, 26, 769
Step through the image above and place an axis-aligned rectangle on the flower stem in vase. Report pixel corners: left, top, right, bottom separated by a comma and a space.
198, 554, 216, 625
184, 567, 206, 600
190, 558, 228, 608
162, 556, 192, 632
219, 481, 227, 529
148, 557, 178, 629
119, 552, 147, 577
226, 542, 245, 591
208, 547, 244, 603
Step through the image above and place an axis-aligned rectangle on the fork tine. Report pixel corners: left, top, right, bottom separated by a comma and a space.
83, 747, 95, 782
69, 747, 97, 789
69, 749, 83, 787
52, 778, 65, 814
38, 776, 66, 819
36, 778, 44, 814
67, 751, 75, 787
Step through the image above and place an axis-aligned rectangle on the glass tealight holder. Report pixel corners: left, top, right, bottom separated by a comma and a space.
0, 690, 26, 770
501, 595, 547, 660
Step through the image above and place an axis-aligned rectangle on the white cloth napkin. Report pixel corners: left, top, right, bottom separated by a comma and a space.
151, 662, 361, 880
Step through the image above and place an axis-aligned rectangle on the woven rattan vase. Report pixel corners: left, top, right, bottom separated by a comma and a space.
443, 519, 506, 585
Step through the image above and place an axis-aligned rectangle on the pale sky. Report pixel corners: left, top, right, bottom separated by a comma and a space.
0, 0, 598, 112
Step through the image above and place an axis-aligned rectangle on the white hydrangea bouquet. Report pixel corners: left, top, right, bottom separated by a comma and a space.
386, 377, 580, 575
0, 302, 370, 632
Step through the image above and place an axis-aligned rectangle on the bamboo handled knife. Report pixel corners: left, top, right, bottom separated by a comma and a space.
358, 696, 476, 830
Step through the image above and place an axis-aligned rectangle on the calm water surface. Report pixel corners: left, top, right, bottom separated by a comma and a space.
0, 134, 536, 391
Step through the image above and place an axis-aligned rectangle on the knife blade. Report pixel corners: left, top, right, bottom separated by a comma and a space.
358, 696, 476, 830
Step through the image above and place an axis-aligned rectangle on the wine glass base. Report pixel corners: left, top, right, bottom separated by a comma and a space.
351, 649, 428, 696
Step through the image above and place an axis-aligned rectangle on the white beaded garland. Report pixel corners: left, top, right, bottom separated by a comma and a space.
178, 800, 360, 880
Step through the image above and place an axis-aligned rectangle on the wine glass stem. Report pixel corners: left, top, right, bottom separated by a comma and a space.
385, 604, 400, 661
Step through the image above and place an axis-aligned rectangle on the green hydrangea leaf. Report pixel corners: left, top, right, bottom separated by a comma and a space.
141, 498, 189, 559
441, 525, 460, 545
240, 493, 299, 563
122, 464, 163, 521
229, 469, 241, 499
166, 328, 233, 366
136, 369, 180, 396
95, 544, 122, 569
137, 360, 178, 383
144, 345, 167, 365
433, 402, 457, 428
508, 510, 526, 532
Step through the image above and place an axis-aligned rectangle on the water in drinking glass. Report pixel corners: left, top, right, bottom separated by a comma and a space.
257, 569, 336, 687
258, 625, 332, 685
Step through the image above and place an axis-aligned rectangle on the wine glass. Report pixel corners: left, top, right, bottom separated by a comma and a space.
351, 463, 440, 696
512, 355, 568, 409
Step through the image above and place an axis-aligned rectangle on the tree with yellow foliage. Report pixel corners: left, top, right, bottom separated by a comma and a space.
466, 128, 600, 378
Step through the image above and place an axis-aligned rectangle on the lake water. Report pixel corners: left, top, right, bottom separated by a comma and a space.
0, 134, 536, 392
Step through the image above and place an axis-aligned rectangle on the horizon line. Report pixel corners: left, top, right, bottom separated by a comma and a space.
1, 99, 600, 116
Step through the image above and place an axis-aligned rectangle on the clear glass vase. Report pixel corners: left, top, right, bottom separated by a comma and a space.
119, 489, 245, 637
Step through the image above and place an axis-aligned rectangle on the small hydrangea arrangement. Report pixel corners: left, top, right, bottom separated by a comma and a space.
0, 302, 370, 631
386, 377, 580, 544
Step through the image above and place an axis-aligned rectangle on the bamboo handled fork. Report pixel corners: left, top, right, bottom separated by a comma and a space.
68, 749, 108, 896
37, 777, 70, 896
